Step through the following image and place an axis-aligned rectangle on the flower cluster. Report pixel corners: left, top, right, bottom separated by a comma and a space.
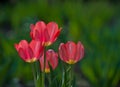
14, 21, 84, 86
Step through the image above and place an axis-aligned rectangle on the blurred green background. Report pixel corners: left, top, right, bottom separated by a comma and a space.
0, 0, 120, 87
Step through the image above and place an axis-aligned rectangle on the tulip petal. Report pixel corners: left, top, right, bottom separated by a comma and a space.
18, 48, 28, 61
20, 40, 34, 57
35, 21, 46, 30
47, 22, 59, 41
31, 21, 46, 41
19, 40, 29, 49
47, 49, 58, 70
52, 29, 61, 43
30, 40, 43, 58
66, 41, 76, 60
39, 55, 44, 71
44, 28, 50, 43
30, 24, 35, 39
39, 54, 49, 72
34, 30, 41, 40
28, 46, 34, 59
30, 32, 34, 39
75, 41, 84, 61
59, 43, 68, 62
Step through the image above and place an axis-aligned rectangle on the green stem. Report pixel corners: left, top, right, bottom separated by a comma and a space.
42, 47, 46, 87
69, 65, 73, 87
41, 70, 45, 87
48, 73, 51, 87
61, 63, 65, 87
31, 63, 37, 87
31, 62, 41, 87
36, 61, 41, 87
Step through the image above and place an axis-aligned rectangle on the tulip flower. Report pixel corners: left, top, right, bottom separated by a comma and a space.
14, 40, 44, 63
40, 49, 58, 73
30, 21, 61, 46
59, 41, 84, 64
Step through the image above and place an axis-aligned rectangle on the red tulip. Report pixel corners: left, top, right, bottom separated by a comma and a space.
14, 40, 44, 63
40, 49, 58, 73
30, 21, 61, 46
59, 41, 84, 64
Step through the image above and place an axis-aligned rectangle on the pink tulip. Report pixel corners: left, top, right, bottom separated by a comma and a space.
59, 41, 84, 64
40, 49, 58, 73
14, 40, 44, 63
30, 21, 61, 46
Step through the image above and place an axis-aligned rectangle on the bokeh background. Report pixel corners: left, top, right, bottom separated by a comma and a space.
0, 0, 120, 87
